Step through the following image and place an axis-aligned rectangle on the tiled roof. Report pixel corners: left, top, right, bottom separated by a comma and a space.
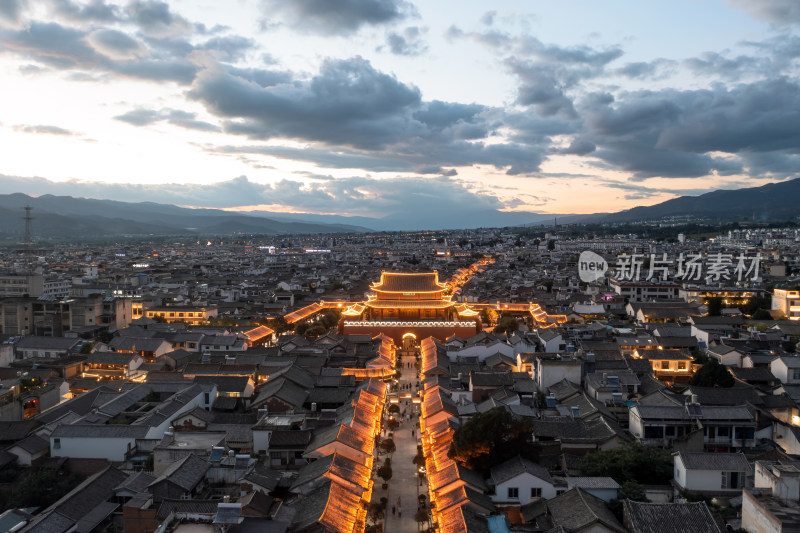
547, 488, 625, 533
372, 271, 445, 292
623, 500, 723, 533
491, 455, 554, 485
677, 452, 751, 472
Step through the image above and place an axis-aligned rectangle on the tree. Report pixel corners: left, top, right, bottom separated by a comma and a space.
319, 309, 341, 329
448, 407, 537, 476
295, 322, 309, 335
414, 509, 430, 530
689, 358, 734, 388
9, 469, 85, 509
387, 418, 399, 431
494, 315, 519, 335
377, 460, 393, 485
79, 342, 94, 354
367, 502, 385, 526
547, 239, 555, 251
742, 293, 771, 316
480, 308, 498, 325
753, 309, 773, 320
380, 438, 396, 455
579, 443, 673, 485
305, 324, 327, 337
706, 297, 723, 317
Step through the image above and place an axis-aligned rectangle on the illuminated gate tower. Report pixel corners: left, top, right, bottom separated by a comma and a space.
340, 271, 480, 346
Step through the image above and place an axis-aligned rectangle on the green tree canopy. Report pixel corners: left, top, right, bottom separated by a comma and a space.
689, 358, 734, 388
448, 407, 537, 476
494, 315, 520, 335
579, 443, 673, 485
9, 469, 85, 509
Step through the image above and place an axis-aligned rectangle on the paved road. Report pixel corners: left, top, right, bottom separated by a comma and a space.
381, 351, 426, 532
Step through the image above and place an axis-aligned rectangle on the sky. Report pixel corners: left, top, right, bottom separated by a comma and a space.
0, 0, 799, 227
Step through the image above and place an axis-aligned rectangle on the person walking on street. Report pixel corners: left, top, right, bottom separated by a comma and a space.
392, 506, 396, 517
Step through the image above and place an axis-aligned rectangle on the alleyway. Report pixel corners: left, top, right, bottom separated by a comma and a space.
382, 350, 425, 532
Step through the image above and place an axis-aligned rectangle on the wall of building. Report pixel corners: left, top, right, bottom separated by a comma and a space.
342, 321, 479, 345
742, 489, 782, 533
492, 473, 556, 506
51, 435, 136, 462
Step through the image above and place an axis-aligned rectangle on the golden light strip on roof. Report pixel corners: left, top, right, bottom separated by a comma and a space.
318, 480, 362, 533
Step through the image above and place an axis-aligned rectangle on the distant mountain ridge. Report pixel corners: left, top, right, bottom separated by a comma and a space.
1, 178, 797, 241
0, 193, 370, 240
604, 178, 800, 222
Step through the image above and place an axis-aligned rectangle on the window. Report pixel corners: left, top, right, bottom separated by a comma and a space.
721, 471, 742, 489
53, 438, 61, 449
556, 489, 566, 495
661, 361, 670, 370
644, 426, 665, 439
734, 427, 755, 440
793, 370, 800, 380
678, 361, 687, 370
531, 487, 542, 498
507, 487, 519, 499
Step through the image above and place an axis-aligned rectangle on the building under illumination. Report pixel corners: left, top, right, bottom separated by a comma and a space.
340, 271, 481, 346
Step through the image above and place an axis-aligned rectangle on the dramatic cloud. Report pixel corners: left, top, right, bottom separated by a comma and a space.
191, 56, 548, 175
49, 0, 120, 23
0, 21, 199, 83
262, 0, 413, 36
125, 0, 192, 38
574, 76, 800, 179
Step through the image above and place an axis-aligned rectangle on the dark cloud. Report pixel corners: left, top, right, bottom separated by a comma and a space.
125, 0, 192, 37
115, 107, 219, 131
189, 56, 549, 175
198, 35, 254, 62
190, 56, 423, 150
87, 28, 142, 59
616, 59, 677, 80
49, 0, 119, 23
13, 124, 77, 135
683, 51, 765, 80
506, 60, 578, 118
262, 0, 413, 36
448, 27, 622, 120
557, 138, 596, 156
729, 0, 800, 26
0, 21, 199, 83
480, 11, 496, 26
383, 26, 427, 56
0, 0, 25, 26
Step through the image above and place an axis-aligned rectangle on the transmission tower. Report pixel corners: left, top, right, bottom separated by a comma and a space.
22, 205, 34, 261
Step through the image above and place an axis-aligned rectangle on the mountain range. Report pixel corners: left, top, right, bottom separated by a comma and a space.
0, 178, 797, 240
604, 179, 800, 222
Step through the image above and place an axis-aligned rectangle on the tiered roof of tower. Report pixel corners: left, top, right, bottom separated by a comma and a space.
366, 271, 455, 309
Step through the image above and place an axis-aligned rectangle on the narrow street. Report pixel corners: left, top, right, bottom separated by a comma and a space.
382, 350, 425, 532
